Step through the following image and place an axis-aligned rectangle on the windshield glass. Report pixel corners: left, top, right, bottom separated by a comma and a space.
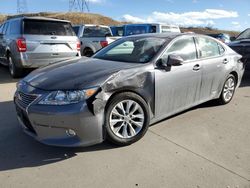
237, 29, 250, 40
93, 37, 166, 63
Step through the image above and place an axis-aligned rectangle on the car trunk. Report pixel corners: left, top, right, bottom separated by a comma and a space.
22, 19, 79, 61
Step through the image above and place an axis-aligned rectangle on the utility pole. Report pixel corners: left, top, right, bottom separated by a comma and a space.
69, 0, 90, 12
17, 0, 28, 14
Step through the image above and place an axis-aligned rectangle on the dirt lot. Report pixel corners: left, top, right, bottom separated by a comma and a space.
0, 66, 249, 188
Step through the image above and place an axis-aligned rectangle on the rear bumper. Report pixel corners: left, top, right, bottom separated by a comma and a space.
14, 94, 104, 147
15, 52, 81, 68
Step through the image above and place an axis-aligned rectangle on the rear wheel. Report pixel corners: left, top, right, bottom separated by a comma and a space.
82, 48, 94, 57
105, 92, 150, 146
8, 54, 23, 78
217, 74, 236, 105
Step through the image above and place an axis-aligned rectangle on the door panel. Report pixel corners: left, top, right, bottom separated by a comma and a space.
155, 62, 202, 120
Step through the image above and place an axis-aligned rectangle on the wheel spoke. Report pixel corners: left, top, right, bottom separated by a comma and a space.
131, 114, 144, 119
117, 102, 126, 115
131, 120, 143, 128
126, 100, 133, 114
122, 123, 128, 138
113, 122, 124, 134
112, 108, 123, 117
110, 119, 123, 126
128, 123, 136, 137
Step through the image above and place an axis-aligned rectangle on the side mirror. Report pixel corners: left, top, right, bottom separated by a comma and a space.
157, 54, 183, 69
230, 36, 236, 41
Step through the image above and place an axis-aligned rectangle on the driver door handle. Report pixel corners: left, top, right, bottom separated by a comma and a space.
193, 64, 200, 71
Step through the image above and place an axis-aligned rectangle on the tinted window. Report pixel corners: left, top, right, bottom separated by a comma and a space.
0, 24, 3, 34
163, 37, 197, 61
161, 26, 171, 33
125, 26, 148, 36
82, 26, 111, 37
94, 38, 166, 63
197, 37, 220, 58
23, 20, 75, 36
3, 22, 9, 34
9, 20, 21, 34
236, 28, 250, 40
73, 26, 80, 35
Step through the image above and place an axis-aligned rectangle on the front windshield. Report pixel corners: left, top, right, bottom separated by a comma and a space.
237, 29, 250, 40
93, 37, 166, 63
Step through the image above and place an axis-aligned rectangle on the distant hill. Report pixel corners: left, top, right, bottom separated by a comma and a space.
0, 12, 240, 36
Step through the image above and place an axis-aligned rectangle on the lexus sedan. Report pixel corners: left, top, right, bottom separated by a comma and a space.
14, 33, 244, 147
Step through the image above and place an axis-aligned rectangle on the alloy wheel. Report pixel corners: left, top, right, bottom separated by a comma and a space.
223, 77, 235, 102
109, 100, 145, 139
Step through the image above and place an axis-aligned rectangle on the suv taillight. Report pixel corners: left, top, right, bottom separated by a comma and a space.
100, 41, 108, 48
16, 38, 27, 52
77, 41, 81, 51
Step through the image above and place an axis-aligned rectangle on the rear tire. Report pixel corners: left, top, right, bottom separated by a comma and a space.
82, 48, 94, 57
8, 54, 23, 78
105, 92, 150, 146
217, 74, 236, 105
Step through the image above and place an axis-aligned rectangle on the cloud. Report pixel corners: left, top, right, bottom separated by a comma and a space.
88, 0, 105, 4
248, 13, 250, 16
122, 9, 238, 27
232, 21, 241, 28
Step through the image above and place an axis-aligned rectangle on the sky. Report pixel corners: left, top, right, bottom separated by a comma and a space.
0, 0, 250, 31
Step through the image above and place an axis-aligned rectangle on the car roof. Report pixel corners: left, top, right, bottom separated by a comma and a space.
7, 16, 70, 23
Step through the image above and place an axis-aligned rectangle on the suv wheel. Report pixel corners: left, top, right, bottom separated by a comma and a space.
82, 48, 94, 57
8, 54, 23, 78
105, 92, 150, 146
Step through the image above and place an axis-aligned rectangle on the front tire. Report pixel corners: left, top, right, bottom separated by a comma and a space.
105, 92, 150, 146
8, 54, 23, 78
217, 74, 236, 105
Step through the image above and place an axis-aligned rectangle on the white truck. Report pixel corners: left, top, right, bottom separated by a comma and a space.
73, 24, 120, 57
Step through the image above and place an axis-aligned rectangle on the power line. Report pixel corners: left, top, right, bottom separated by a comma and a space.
69, 0, 90, 12
17, 0, 28, 14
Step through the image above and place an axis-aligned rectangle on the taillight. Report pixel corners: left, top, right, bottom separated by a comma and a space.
16, 38, 27, 52
100, 41, 108, 48
77, 41, 81, 51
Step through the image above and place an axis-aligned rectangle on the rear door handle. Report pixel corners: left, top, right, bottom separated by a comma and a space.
193, 64, 200, 71
223, 59, 229, 64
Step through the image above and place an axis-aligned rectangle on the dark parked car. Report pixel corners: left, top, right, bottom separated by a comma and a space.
14, 33, 244, 147
208, 33, 231, 44
229, 28, 250, 65
0, 16, 81, 78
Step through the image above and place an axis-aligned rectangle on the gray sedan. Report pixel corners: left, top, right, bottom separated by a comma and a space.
14, 33, 244, 147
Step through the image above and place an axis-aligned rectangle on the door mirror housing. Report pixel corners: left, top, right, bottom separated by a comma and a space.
167, 54, 184, 66
158, 54, 183, 69
230, 36, 236, 41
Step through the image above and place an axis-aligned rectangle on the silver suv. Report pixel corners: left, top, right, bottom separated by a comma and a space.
0, 16, 81, 78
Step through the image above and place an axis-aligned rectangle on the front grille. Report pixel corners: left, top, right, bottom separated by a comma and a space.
17, 92, 39, 109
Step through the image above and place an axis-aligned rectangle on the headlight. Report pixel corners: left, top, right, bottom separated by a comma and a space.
38, 87, 98, 105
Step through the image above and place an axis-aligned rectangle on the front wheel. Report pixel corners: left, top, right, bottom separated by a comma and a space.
217, 74, 236, 105
105, 92, 150, 146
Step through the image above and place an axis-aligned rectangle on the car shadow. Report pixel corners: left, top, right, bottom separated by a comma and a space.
0, 100, 116, 172
0, 65, 20, 84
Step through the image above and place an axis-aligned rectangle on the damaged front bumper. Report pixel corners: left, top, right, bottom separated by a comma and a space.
14, 93, 105, 147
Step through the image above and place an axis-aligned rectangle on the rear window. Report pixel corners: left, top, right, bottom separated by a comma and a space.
23, 20, 75, 36
125, 26, 148, 36
82, 26, 111, 37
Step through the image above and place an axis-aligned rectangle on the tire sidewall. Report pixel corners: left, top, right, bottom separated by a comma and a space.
105, 92, 150, 146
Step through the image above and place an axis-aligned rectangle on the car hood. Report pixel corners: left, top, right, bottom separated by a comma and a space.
24, 57, 143, 90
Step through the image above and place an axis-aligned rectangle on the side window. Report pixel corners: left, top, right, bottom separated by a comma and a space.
0, 24, 3, 34
3, 22, 9, 34
197, 37, 221, 58
9, 20, 21, 35
218, 43, 225, 55
163, 37, 197, 61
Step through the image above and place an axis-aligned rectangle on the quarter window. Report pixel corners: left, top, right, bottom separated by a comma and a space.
9, 20, 21, 35
163, 37, 197, 61
197, 37, 221, 58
